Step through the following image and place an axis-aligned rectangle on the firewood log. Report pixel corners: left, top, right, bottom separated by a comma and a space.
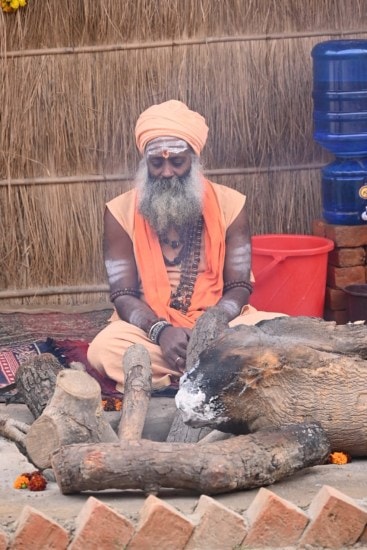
166, 307, 229, 443
15, 353, 64, 418
51, 422, 330, 495
176, 318, 367, 456
25, 370, 118, 469
230, 315, 367, 358
118, 344, 152, 440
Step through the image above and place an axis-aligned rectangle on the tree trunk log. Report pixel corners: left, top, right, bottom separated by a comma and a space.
166, 307, 229, 443
118, 344, 152, 441
25, 370, 118, 469
230, 315, 367, 358
51, 422, 330, 495
15, 353, 64, 418
176, 320, 367, 455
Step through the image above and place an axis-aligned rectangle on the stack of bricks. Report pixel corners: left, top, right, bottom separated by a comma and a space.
1, 487, 367, 549
313, 220, 367, 324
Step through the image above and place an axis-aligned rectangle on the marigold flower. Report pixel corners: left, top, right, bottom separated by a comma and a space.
1, 0, 26, 12
13, 475, 30, 489
102, 397, 123, 411
329, 451, 351, 465
13, 471, 47, 491
28, 473, 47, 492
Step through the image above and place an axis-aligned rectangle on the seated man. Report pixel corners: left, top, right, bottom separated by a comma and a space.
88, 100, 283, 392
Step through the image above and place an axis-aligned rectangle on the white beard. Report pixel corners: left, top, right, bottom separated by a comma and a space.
136, 157, 204, 236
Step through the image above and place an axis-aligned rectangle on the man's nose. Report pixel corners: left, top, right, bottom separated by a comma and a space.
161, 160, 174, 178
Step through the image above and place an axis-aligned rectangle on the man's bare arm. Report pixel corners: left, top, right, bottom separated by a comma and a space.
103, 208, 158, 332
215, 205, 252, 322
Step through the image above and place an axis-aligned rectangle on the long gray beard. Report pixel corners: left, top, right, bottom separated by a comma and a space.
136, 157, 204, 236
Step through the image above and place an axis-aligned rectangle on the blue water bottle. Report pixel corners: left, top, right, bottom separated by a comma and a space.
312, 40, 367, 225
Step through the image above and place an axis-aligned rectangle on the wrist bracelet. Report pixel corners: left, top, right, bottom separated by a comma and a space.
148, 320, 172, 344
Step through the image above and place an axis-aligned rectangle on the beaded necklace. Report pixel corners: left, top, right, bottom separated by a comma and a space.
169, 216, 203, 314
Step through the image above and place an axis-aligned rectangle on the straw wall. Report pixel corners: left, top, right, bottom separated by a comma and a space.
1, 0, 367, 306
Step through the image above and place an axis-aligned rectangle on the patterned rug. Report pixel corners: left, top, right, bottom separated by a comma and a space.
0, 308, 112, 390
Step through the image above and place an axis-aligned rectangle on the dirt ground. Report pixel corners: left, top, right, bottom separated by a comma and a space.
1, 400, 367, 535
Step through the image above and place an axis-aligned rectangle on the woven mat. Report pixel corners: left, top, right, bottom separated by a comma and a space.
0, 307, 113, 347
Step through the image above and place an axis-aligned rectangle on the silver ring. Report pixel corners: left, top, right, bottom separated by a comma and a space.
175, 356, 181, 365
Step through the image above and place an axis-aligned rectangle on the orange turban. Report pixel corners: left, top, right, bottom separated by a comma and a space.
135, 100, 209, 156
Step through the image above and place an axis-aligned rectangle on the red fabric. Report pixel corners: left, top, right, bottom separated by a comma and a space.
52, 339, 122, 397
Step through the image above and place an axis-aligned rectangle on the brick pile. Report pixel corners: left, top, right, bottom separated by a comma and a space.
313, 220, 367, 324
1, 485, 366, 549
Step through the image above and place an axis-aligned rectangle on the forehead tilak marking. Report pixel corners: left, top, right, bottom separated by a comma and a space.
145, 137, 189, 157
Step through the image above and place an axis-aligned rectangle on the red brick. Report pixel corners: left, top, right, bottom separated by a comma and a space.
327, 265, 365, 289
242, 487, 308, 547
299, 485, 367, 548
69, 496, 134, 550
328, 246, 366, 267
11, 505, 69, 550
325, 287, 347, 310
359, 524, 367, 544
185, 495, 247, 550
313, 219, 328, 237
0, 530, 7, 550
128, 495, 194, 550
325, 224, 367, 247
323, 308, 348, 324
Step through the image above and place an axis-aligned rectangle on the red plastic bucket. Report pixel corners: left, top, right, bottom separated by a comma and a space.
250, 234, 334, 316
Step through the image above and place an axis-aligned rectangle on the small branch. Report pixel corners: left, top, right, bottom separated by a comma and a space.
118, 344, 152, 441
0, 414, 29, 447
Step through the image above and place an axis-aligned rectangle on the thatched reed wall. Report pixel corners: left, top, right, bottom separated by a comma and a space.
1, 0, 367, 306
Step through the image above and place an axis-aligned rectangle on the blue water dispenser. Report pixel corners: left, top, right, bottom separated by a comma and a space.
312, 40, 367, 225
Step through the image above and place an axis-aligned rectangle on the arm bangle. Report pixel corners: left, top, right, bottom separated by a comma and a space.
223, 280, 253, 294
110, 288, 141, 302
148, 320, 172, 344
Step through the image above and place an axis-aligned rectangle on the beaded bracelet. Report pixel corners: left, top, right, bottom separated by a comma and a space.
148, 319, 172, 344
110, 288, 141, 302
223, 280, 254, 294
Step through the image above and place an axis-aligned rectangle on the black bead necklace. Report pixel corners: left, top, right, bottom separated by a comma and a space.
169, 216, 203, 314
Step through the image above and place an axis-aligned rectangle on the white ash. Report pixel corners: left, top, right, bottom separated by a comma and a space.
175, 373, 229, 427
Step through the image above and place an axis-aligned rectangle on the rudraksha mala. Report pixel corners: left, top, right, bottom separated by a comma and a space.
169, 215, 204, 314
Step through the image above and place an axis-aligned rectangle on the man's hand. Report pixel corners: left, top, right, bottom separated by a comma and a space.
158, 326, 192, 373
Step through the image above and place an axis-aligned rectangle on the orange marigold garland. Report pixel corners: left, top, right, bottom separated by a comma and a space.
1, 0, 26, 13
328, 451, 351, 465
13, 471, 47, 491
102, 397, 123, 411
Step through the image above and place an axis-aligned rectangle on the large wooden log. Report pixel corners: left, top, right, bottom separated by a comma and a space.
176, 318, 367, 456
15, 353, 64, 418
25, 370, 118, 468
166, 307, 229, 443
118, 344, 152, 441
51, 422, 330, 495
229, 315, 367, 358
